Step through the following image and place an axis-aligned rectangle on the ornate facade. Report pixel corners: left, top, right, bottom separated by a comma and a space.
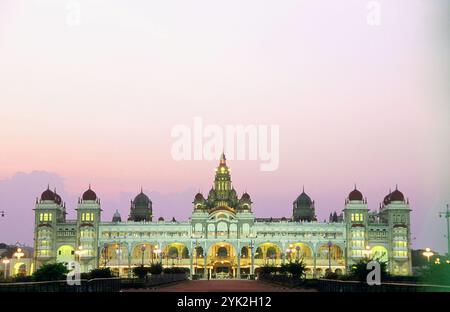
33, 154, 412, 278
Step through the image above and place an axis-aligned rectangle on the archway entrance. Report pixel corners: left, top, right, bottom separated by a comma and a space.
206, 242, 237, 279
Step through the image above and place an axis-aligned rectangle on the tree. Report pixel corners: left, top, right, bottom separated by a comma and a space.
132, 265, 149, 279
349, 257, 388, 282
148, 262, 163, 275
32, 263, 69, 281
282, 260, 307, 280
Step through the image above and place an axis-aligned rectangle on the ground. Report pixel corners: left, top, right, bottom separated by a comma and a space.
122, 279, 317, 292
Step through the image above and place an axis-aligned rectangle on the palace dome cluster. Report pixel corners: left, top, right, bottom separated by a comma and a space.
33, 154, 412, 278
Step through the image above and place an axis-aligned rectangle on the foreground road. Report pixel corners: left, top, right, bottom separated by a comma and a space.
123, 279, 317, 292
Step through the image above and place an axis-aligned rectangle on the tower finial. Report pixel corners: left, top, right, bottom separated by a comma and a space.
47, 184, 50, 190
354, 183, 357, 190
395, 184, 398, 190
302, 185, 305, 193
141, 186, 143, 193
89, 183, 91, 190
220, 151, 226, 165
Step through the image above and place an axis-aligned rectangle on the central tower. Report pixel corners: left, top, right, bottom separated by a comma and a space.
192, 153, 252, 212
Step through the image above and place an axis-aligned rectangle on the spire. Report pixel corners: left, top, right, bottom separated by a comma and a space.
140, 186, 143, 193
354, 183, 357, 190
302, 185, 305, 193
88, 183, 91, 190
220, 152, 226, 166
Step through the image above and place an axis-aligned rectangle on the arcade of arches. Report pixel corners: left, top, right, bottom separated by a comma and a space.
96, 241, 346, 278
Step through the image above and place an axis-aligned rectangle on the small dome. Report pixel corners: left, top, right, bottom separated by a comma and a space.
383, 192, 391, 205
41, 187, 55, 201
112, 210, 121, 222
158, 217, 164, 221
82, 186, 97, 201
134, 191, 151, 205
295, 191, 312, 207
390, 188, 404, 202
241, 192, 251, 202
54, 190, 62, 205
348, 188, 363, 201
194, 193, 205, 201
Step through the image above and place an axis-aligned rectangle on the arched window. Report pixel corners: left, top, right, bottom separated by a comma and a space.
217, 247, 228, 258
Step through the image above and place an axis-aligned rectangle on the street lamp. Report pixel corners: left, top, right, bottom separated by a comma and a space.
141, 244, 146, 266
286, 244, 294, 262
423, 248, 434, 263
103, 243, 108, 268
153, 246, 161, 266
75, 246, 83, 261
327, 241, 333, 272
249, 241, 255, 276
363, 245, 372, 259
115, 244, 122, 276
2, 258, 10, 279
0, 211, 5, 217
13, 248, 25, 260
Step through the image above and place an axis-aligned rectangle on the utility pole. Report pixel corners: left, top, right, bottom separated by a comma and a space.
439, 204, 450, 257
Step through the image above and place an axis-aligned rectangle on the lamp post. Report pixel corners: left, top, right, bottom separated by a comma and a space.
13, 248, 25, 260
75, 246, 83, 271
2, 258, 10, 279
439, 204, 450, 257
363, 245, 372, 259
250, 241, 254, 276
141, 244, 146, 266
286, 244, 294, 262
327, 241, 333, 272
153, 246, 161, 263
115, 244, 122, 276
295, 245, 301, 262
422, 248, 434, 263
0, 211, 5, 217
103, 243, 108, 268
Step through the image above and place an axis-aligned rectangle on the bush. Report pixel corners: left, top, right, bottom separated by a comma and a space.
148, 263, 163, 275
418, 263, 450, 286
33, 263, 69, 282
132, 266, 149, 279
259, 265, 278, 275
324, 271, 340, 280
89, 268, 113, 279
163, 267, 189, 274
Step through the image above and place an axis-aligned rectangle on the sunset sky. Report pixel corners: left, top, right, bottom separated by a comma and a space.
0, 0, 448, 252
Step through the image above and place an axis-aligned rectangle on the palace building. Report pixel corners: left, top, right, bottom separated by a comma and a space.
33, 154, 412, 278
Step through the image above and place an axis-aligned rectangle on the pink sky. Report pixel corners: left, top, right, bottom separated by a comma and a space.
0, 0, 448, 252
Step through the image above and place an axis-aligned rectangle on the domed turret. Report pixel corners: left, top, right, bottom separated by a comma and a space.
82, 185, 97, 201
128, 188, 152, 222
41, 187, 55, 201
112, 209, 122, 222
238, 192, 252, 211
54, 189, 62, 205
348, 187, 363, 201
294, 190, 312, 208
293, 187, 316, 222
390, 187, 405, 202
193, 192, 207, 210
